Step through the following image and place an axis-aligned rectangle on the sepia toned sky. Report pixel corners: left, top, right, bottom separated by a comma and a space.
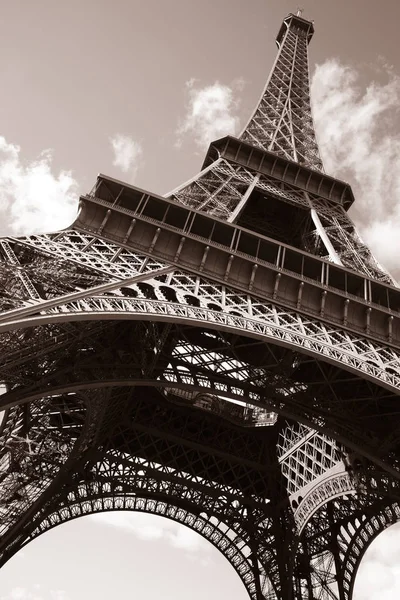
1, 1, 400, 599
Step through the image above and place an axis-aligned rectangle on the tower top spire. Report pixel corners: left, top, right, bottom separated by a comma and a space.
276, 12, 314, 46
239, 10, 322, 171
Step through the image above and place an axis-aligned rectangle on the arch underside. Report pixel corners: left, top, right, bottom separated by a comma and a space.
298, 494, 400, 600
4, 449, 400, 600
341, 501, 400, 599
2, 225, 399, 392
1, 233, 400, 599
0, 385, 290, 598
2, 309, 400, 474
23, 496, 262, 600
0, 4, 397, 592
2, 229, 399, 393
1, 373, 400, 598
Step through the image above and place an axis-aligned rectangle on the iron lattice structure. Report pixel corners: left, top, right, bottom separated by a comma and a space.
1, 11, 400, 600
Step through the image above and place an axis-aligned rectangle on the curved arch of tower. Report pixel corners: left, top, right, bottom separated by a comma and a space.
1, 11, 399, 600
18, 498, 264, 599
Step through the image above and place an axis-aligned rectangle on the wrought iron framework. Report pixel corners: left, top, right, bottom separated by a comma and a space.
0, 11, 399, 600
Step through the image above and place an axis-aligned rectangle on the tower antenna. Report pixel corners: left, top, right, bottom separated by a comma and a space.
296, 7, 304, 17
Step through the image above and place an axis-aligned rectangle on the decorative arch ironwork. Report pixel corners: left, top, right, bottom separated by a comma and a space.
22, 495, 261, 600
0, 9, 399, 600
340, 502, 400, 600
1, 317, 400, 482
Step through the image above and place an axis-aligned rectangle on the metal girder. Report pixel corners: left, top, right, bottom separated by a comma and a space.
239, 14, 323, 172
0, 10, 399, 600
1, 316, 400, 478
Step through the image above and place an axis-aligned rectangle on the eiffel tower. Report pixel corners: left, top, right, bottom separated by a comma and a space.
1, 10, 400, 600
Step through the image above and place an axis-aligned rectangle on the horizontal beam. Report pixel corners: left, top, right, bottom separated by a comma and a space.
0, 266, 173, 325
202, 136, 354, 210
74, 190, 400, 347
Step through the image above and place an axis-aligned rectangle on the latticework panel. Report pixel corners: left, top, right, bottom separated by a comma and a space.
1, 231, 400, 467
0, 384, 299, 598
0, 387, 113, 557
278, 425, 344, 495
31, 495, 260, 598
0, 9, 399, 598
240, 15, 323, 172
167, 155, 394, 284
294, 494, 400, 600
338, 502, 400, 599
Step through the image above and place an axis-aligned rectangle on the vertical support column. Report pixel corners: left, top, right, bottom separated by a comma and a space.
327, 503, 346, 600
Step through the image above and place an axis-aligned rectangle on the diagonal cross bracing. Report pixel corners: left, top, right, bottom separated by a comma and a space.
240, 13, 324, 172
0, 10, 399, 600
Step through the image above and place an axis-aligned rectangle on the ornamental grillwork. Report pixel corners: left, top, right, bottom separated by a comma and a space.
0, 11, 399, 600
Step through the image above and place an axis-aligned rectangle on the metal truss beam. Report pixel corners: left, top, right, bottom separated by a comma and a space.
0, 11, 399, 600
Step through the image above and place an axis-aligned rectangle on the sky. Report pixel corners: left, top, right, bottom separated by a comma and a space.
0, 0, 400, 598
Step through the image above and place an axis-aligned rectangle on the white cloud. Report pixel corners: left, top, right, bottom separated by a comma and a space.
0, 137, 79, 235
89, 511, 209, 553
176, 80, 241, 149
0, 586, 69, 600
354, 522, 400, 600
110, 133, 142, 178
311, 60, 400, 278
